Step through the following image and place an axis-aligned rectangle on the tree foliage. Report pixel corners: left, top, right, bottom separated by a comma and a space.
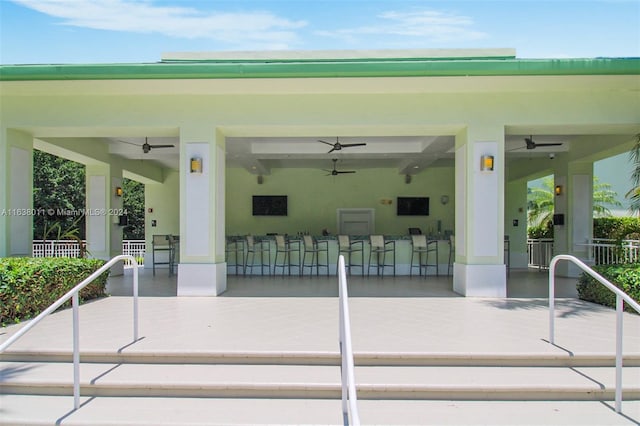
33, 150, 86, 240
123, 178, 145, 239
626, 133, 640, 214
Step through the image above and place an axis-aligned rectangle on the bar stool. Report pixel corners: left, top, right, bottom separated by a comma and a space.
410, 234, 438, 277
244, 235, 271, 276
151, 234, 171, 276
301, 235, 329, 276
337, 235, 364, 276
168, 234, 180, 276
225, 237, 244, 275
273, 235, 298, 276
367, 235, 396, 276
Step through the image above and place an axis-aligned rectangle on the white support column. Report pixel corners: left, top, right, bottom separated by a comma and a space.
554, 160, 594, 276
177, 127, 227, 296
453, 125, 507, 297
110, 163, 124, 275
0, 129, 34, 257
85, 164, 111, 261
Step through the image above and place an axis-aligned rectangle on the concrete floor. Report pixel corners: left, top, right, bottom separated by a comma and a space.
106, 266, 580, 299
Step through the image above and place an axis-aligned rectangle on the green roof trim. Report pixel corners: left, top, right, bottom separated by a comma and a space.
1, 58, 638, 81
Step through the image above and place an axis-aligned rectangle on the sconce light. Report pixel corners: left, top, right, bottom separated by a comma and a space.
480, 155, 495, 172
190, 157, 203, 174
115, 186, 123, 197
555, 185, 563, 196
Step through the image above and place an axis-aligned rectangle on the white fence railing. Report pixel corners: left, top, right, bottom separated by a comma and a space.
585, 238, 640, 265
527, 239, 554, 270
32, 240, 146, 265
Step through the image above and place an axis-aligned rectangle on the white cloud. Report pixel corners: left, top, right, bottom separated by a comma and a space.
11, 0, 307, 46
316, 9, 487, 44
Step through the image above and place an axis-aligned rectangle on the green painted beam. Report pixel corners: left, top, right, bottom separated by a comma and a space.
0, 58, 638, 81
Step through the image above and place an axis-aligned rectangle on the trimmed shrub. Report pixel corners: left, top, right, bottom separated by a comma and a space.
577, 264, 640, 313
593, 217, 640, 240
0, 257, 108, 326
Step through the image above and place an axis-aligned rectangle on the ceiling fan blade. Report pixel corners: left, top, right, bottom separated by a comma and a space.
327, 147, 337, 153
318, 139, 334, 146
534, 143, 562, 147
336, 170, 356, 174
149, 144, 175, 148
117, 139, 141, 147
340, 143, 366, 148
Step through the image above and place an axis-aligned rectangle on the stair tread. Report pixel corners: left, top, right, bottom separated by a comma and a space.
1, 395, 638, 426
2, 361, 638, 390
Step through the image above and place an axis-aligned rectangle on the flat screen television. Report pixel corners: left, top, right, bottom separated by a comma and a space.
397, 197, 429, 216
252, 195, 288, 216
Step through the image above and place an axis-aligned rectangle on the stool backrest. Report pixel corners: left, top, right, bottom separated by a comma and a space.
338, 235, 350, 249
303, 235, 314, 249
370, 235, 385, 249
246, 235, 255, 249
411, 234, 427, 248
275, 235, 286, 249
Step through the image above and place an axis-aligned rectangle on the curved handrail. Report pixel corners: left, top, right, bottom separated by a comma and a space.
0, 255, 139, 410
338, 255, 360, 426
548, 254, 640, 414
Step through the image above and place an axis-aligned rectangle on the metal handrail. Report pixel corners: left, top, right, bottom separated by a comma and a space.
0, 255, 139, 410
338, 255, 360, 426
548, 254, 640, 414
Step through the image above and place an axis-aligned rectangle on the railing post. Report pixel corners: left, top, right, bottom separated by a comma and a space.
548, 258, 556, 344
615, 294, 623, 413
72, 292, 80, 410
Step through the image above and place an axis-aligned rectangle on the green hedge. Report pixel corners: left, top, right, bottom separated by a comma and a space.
0, 257, 108, 326
593, 217, 640, 240
577, 264, 640, 313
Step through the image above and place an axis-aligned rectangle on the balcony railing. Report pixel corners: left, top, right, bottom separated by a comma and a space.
32, 239, 146, 266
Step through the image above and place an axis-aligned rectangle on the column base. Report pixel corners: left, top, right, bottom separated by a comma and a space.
453, 263, 507, 297
177, 262, 227, 296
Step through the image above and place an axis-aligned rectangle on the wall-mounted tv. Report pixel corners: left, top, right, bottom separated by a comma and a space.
252, 195, 288, 216
397, 197, 429, 216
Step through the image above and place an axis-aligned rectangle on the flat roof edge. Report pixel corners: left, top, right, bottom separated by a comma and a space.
1, 58, 638, 82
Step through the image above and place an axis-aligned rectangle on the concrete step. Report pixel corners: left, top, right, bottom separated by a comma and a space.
3, 349, 640, 367
2, 361, 639, 401
1, 395, 638, 426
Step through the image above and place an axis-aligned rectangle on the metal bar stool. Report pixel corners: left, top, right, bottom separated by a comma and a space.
273, 235, 298, 276
337, 235, 364, 276
151, 234, 171, 276
447, 234, 455, 276
367, 235, 396, 276
301, 235, 329, 276
225, 237, 244, 275
410, 235, 438, 277
244, 235, 271, 276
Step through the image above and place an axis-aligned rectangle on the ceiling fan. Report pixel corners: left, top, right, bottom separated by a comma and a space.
323, 158, 356, 176
118, 137, 175, 153
318, 137, 366, 154
524, 135, 562, 150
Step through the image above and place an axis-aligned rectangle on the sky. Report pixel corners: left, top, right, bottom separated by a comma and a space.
0, 0, 639, 64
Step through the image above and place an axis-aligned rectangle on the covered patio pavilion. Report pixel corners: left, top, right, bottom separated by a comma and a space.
1, 48, 639, 298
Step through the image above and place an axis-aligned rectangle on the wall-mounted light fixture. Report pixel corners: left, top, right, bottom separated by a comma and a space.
555, 185, 563, 196
480, 155, 495, 172
190, 157, 203, 174
440, 195, 449, 205
115, 186, 123, 197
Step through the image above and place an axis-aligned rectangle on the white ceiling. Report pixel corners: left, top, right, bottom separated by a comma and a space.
106, 133, 571, 174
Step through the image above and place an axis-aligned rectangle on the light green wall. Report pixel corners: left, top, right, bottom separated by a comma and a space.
226, 166, 455, 236
145, 170, 180, 240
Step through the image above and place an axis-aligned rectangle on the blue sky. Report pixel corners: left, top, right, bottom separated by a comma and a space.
1, 0, 639, 64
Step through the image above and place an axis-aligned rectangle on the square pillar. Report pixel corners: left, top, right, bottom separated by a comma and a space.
553, 160, 594, 276
0, 129, 34, 257
86, 163, 120, 264
177, 127, 227, 296
453, 125, 507, 297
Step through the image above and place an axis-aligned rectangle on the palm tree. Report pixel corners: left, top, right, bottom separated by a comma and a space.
528, 175, 621, 235
626, 133, 640, 214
